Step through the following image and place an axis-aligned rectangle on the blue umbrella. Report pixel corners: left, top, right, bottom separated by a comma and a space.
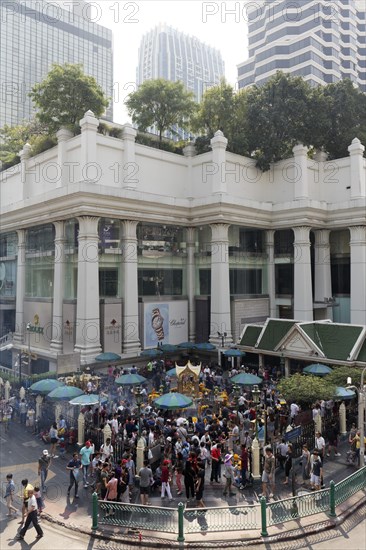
230, 373, 263, 385
95, 352, 121, 362
69, 394, 108, 406
303, 364, 332, 376
166, 368, 177, 377
29, 379, 64, 394
153, 392, 193, 410
177, 342, 194, 349
159, 344, 178, 353
334, 387, 356, 400
195, 342, 216, 351
140, 349, 163, 358
115, 373, 147, 385
223, 348, 246, 358
47, 386, 84, 401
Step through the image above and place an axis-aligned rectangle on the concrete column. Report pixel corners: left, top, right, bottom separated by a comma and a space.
314, 413, 322, 434
258, 354, 264, 370
121, 220, 141, 355
183, 144, 196, 199
251, 437, 261, 480
265, 230, 276, 317
78, 412, 85, 446
79, 110, 99, 179
314, 229, 333, 320
136, 436, 145, 473
13, 229, 27, 345
74, 216, 102, 364
4, 380, 11, 401
56, 128, 74, 188
35, 395, 43, 419
186, 227, 196, 342
293, 144, 309, 199
121, 123, 138, 190
19, 143, 32, 200
284, 358, 290, 378
210, 130, 228, 195
348, 138, 366, 199
293, 226, 313, 321
103, 423, 112, 444
19, 387, 25, 400
209, 223, 232, 346
339, 402, 347, 436
50, 221, 66, 352
350, 226, 366, 325
55, 403, 62, 424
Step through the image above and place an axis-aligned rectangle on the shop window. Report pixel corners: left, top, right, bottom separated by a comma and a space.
274, 230, 294, 256
138, 269, 183, 296
99, 268, 118, 297
229, 269, 262, 294
275, 264, 294, 295
331, 258, 350, 294
199, 269, 211, 295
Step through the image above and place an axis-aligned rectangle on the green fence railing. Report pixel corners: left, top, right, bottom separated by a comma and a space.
334, 465, 366, 506
91, 466, 366, 541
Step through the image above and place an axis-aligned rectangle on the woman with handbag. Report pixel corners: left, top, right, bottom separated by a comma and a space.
301, 444, 311, 485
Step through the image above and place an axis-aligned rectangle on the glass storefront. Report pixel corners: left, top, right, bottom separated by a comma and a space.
25, 225, 55, 298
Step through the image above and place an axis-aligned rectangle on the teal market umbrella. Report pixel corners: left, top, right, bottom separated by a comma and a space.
166, 368, 177, 377
69, 393, 108, 406
223, 348, 246, 358
159, 344, 178, 353
47, 386, 84, 401
95, 352, 121, 362
303, 364, 332, 376
29, 379, 64, 394
140, 349, 163, 358
195, 342, 216, 351
334, 387, 356, 400
115, 373, 147, 386
177, 342, 195, 349
230, 372, 263, 385
153, 392, 193, 410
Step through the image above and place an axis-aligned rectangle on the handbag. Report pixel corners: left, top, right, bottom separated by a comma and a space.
148, 449, 153, 460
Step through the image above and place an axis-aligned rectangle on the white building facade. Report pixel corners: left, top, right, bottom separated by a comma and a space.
0, 111, 365, 372
237, 0, 366, 91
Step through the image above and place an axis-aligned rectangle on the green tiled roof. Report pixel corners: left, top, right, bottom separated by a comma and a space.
357, 338, 366, 362
240, 326, 262, 347
300, 323, 363, 361
255, 320, 296, 351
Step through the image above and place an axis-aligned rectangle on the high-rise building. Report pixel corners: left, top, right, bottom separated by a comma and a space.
137, 23, 225, 103
237, 0, 366, 91
0, 0, 113, 127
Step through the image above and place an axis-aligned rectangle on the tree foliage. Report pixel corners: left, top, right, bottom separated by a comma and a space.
324, 366, 362, 388
277, 373, 336, 406
30, 63, 109, 134
0, 120, 54, 170
126, 79, 196, 146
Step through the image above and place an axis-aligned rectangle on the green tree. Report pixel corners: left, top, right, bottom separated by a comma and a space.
0, 120, 52, 170
246, 72, 314, 171
325, 366, 362, 388
29, 63, 109, 135
277, 373, 336, 407
125, 79, 196, 146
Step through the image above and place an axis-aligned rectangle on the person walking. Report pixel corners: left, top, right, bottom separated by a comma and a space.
80, 440, 94, 488
222, 454, 236, 497
260, 447, 276, 499
310, 450, 323, 491
138, 460, 153, 505
174, 452, 184, 496
276, 439, 288, 470
315, 432, 326, 487
66, 453, 82, 498
38, 450, 51, 494
4, 473, 18, 516
105, 471, 118, 516
327, 422, 341, 458
239, 444, 248, 489
283, 443, 293, 485
20, 479, 34, 525
161, 460, 173, 502
49, 423, 59, 458
16, 488, 44, 540
183, 458, 195, 503
301, 444, 311, 485
195, 461, 206, 508
210, 443, 221, 483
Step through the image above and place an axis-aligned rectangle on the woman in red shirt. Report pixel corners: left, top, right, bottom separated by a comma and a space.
161, 460, 173, 501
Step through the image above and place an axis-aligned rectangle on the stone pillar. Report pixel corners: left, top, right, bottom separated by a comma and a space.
209, 224, 232, 346
186, 227, 196, 342
56, 128, 74, 188
293, 226, 313, 321
339, 402, 347, 436
284, 358, 290, 378
78, 412, 85, 446
293, 144, 309, 199
251, 437, 261, 480
121, 124, 138, 190
348, 138, 366, 199
19, 143, 32, 200
314, 412, 322, 434
103, 423, 112, 444
210, 130, 228, 195
136, 436, 145, 473
265, 230, 276, 318
80, 110, 99, 178
35, 395, 43, 419
350, 226, 366, 325
55, 403, 62, 424
50, 221, 66, 352
258, 354, 264, 370
74, 216, 102, 364
183, 144, 196, 199
19, 386, 25, 400
4, 380, 11, 401
314, 229, 333, 319
121, 220, 141, 355
13, 229, 27, 345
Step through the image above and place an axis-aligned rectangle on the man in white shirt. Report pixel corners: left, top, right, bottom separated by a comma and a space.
16, 488, 44, 540
290, 402, 300, 422
100, 438, 113, 463
315, 432, 326, 459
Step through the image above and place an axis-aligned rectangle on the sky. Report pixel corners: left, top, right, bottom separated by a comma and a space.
63, 1, 250, 123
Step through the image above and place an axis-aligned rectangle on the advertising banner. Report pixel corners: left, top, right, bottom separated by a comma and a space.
143, 301, 188, 347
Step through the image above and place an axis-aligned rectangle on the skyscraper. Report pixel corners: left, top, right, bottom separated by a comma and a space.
137, 23, 225, 103
0, 0, 113, 127
237, 0, 366, 91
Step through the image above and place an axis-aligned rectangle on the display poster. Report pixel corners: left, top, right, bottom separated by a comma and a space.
143, 301, 188, 347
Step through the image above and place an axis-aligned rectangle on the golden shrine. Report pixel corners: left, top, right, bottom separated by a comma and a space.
175, 361, 201, 398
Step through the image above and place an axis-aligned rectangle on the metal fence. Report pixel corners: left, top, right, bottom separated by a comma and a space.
334, 466, 366, 506
99, 501, 178, 533
184, 503, 259, 533
266, 488, 330, 526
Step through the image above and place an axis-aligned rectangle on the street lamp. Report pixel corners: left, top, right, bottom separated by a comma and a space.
134, 385, 143, 438
26, 322, 31, 375
347, 367, 366, 468
217, 331, 227, 367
